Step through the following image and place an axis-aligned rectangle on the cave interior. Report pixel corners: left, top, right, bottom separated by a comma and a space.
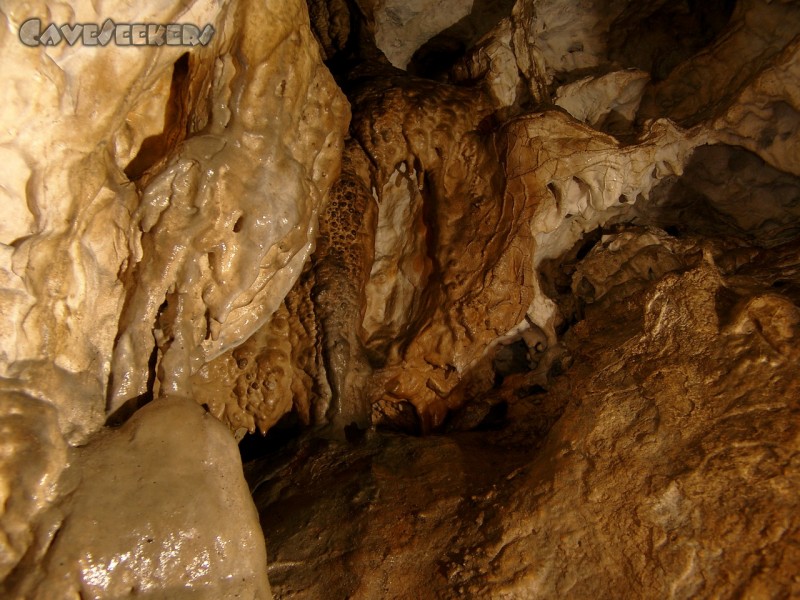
0, 0, 799, 598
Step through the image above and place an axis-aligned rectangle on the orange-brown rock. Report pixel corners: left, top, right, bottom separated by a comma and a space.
252, 235, 800, 599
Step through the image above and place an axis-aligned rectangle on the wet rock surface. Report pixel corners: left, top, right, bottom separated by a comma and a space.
3, 398, 271, 600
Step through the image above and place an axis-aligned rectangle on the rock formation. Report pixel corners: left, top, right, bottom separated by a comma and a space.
0, 0, 798, 597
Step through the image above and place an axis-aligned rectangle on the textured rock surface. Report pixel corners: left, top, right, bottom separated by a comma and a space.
554, 69, 650, 132
243, 0, 800, 597
502, 111, 704, 343
0, 391, 66, 583
0, 0, 227, 438
0, 0, 348, 424
6, 398, 271, 599
348, 76, 536, 430
630, 144, 800, 245
1, 0, 800, 597
190, 142, 379, 435
252, 235, 800, 599
109, 0, 349, 410
357, 0, 475, 69
208, 0, 799, 438
0, 0, 345, 595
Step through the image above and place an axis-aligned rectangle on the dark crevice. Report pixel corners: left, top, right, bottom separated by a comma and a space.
124, 52, 191, 181
407, 0, 516, 79
239, 411, 305, 463
609, 0, 738, 81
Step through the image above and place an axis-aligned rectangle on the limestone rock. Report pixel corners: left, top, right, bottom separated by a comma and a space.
307, 0, 351, 59
109, 0, 350, 410
0, 0, 349, 426
252, 238, 800, 599
358, 0, 474, 69
458, 0, 633, 103
0, 0, 347, 594
12, 398, 271, 600
450, 19, 523, 109
712, 38, 800, 177
341, 75, 537, 430
631, 144, 800, 245
191, 303, 298, 437
518, 0, 630, 78
0, 0, 229, 438
554, 69, 650, 132
310, 143, 378, 429
1, 0, 800, 597
0, 392, 66, 584
640, 0, 800, 127
501, 111, 705, 345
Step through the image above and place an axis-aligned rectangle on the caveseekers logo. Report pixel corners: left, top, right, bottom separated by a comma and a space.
19, 18, 215, 47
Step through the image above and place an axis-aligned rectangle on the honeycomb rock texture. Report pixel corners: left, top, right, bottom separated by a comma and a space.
191, 302, 298, 437
311, 143, 378, 429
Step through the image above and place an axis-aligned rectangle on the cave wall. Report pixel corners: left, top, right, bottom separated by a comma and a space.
0, 0, 347, 596
0, 0, 798, 597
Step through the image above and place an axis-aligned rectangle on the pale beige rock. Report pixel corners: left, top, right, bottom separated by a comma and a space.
481, 0, 634, 102
501, 110, 705, 344
0, 0, 348, 595
0, 0, 227, 435
362, 162, 428, 353
0, 0, 348, 432
110, 0, 350, 410
0, 391, 66, 584
554, 69, 650, 131
452, 3, 550, 105
358, 0, 474, 69
451, 19, 522, 109
14, 398, 271, 600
